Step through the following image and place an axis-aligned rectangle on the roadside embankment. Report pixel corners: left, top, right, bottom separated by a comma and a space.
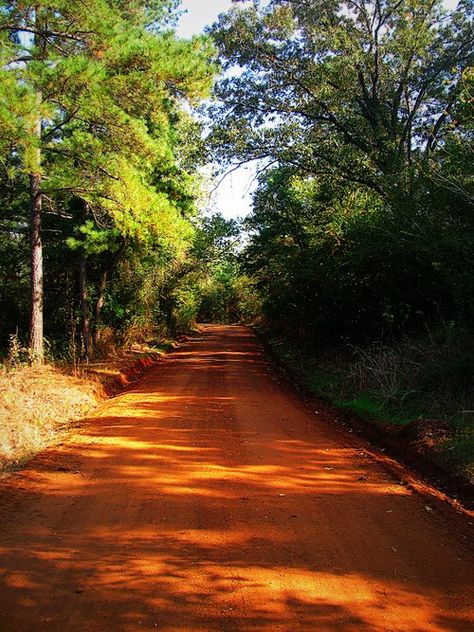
256, 327, 474, 508
0, 345, 174, 473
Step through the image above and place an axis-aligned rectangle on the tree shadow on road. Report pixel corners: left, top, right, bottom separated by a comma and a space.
0, 325, 472, 631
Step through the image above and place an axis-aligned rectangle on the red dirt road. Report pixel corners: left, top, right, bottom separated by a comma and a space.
0, 324, 473, 631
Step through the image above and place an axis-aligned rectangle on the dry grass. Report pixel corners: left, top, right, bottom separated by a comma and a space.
0, 346, 168, 472
347, 334, 474, 415
0, 365, 101, 471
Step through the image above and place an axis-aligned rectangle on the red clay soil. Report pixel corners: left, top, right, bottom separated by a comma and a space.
0, 324, 473, 632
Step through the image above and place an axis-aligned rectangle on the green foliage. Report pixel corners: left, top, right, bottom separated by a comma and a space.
192, 213, 261, 325
244, 162, 474, 341
210, 0, 473, 196
0, 0, 218, 356
335, 396, 413, 427
210, 0, 474, 340
150, 212, 261, 333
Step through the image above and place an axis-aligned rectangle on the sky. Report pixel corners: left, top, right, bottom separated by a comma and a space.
177, 0, 235, 38
177, 1, 258, 219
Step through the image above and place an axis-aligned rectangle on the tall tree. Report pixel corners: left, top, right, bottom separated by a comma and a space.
0, 0, 215, 361
210, 0, 473, 197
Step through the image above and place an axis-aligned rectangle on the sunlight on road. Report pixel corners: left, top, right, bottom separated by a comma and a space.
0, 326, 472, 631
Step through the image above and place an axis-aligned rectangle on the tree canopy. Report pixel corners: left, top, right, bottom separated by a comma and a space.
209, 0, 474, 341
0, 0, 222, 360
211, 0, 473, 193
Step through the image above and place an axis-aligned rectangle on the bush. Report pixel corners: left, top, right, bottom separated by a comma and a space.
348, 328, 474, 417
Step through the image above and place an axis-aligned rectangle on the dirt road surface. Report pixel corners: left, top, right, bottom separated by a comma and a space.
0, 325, 473, 631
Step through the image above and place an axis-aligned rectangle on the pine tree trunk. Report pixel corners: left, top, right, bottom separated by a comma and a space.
28, 121, 44, 364
93, 269, 108, 347
28, 13, 44, 365
79, 254, 92, 360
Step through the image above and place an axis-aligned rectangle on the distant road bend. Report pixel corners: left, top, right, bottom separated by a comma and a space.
0, 324, 473, 631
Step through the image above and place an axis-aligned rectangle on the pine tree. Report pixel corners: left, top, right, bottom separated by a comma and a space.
0, 0, 215, 361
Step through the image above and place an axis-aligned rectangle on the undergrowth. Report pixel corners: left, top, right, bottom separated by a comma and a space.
347, 331, 474, 418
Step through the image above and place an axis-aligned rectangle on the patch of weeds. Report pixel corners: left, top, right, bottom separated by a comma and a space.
7, 331, 29, 367
306, 368, 343, 399
0, 365, 99, 470
335, 394, 415, 426
446, 436, 474, 461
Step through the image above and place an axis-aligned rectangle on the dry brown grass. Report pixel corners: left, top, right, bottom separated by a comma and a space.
0, 365, 101, 471
0, 348, 166, 472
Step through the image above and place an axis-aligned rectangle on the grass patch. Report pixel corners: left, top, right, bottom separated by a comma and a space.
336, 394, 414, 426
0, 365, 100, 471
446, 436, 474, 463
305, 366, 415, 426
0, 340, 177, 471
306, 369, 343, 399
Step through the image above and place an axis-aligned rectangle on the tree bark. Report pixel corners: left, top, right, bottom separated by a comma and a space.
79, 253, 92, 360
92, 269, 108, 347
28, 118, 44, 364
28, 10, 45, 364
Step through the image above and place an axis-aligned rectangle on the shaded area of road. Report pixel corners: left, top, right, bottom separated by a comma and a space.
0, 325, 473, 631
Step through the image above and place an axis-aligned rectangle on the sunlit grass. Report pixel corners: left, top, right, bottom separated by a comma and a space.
0, 347, 165, 471
0, 365, 99, 470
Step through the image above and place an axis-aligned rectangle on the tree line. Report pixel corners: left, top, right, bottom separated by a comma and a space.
210, 0, 473, 347
1, 0, 473, 371
0, 0, 257, 363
